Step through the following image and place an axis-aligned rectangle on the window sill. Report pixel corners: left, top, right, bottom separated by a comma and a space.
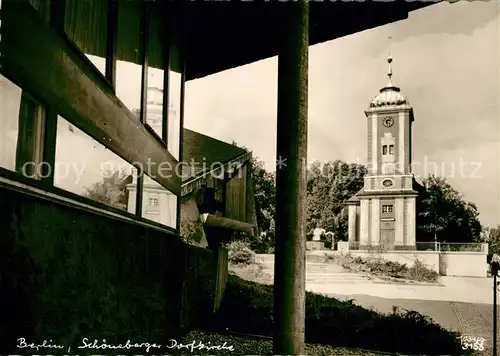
145, 123, 168, 150
0, 168, 178, 235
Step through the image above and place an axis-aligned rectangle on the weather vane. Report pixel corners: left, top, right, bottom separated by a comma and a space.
387, 36, 393, 86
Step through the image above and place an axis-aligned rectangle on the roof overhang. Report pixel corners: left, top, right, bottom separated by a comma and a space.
184, 1, 440, 81
181, 151, 253, 196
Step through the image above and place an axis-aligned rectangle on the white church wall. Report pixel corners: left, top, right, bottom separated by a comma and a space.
360, 199, 370, 245
370, 198, 380, 244
348, 205, 357, 241
439, 252, 488, 278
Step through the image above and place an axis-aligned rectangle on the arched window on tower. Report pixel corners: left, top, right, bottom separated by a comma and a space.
381, 133, 396, 174
382, 144, 395, 156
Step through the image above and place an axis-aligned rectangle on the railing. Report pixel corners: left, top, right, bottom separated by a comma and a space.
439, 243, 486, 253
415, 242, 440, 251
346, 241, 486, 253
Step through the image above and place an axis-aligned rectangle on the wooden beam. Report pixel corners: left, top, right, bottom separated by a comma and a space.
2, 2, 181, 195
200, 213, 256, 237
105, 0, 118, 87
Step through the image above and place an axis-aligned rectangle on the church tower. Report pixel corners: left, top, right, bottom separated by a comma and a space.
346, 56, 418, 249
126, 86, 178, 228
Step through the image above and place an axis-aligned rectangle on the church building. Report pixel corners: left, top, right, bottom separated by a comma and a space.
345, 56, 422, 250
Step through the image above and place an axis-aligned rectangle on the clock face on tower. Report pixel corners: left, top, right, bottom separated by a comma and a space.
383, 116, 394, 127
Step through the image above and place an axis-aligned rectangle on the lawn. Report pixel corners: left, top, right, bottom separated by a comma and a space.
171, 330, 391, 355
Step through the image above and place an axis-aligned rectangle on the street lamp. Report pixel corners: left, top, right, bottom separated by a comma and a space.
491, 254, 500, 356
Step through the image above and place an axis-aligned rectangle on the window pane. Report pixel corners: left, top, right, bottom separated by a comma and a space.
145, 10, 166, 138
128, 173, 177, 228
0, 74, 44, 178
0, 76, 21, 171
146, 83, 164, 138
54, 116, 137, 213
168, 71, 181, 160
64, 0, 108, 77
168, 32, 182, 159
116, 0, 143, 118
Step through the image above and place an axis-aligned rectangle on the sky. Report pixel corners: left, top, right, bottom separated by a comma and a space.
184, 1, 500, 228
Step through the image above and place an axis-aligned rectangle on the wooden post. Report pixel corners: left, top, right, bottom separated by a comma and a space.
273, 1, 309, 355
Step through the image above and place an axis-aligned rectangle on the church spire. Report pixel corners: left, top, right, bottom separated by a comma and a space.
387, 54, 393, 87
380, 53, 400, 93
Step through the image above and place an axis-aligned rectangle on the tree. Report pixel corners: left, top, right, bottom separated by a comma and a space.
306, 160, 366, 236
417, 175, 482, 243
250, 157, 276, 234
477, 225, 500, 262
84, 169, 132, 211
231, 142, 276, 235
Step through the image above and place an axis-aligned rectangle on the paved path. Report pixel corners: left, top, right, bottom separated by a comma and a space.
255, 254, 500, 354
256, 254, 498, 305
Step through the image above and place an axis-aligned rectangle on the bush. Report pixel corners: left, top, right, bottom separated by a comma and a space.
406, 259, 440, 282
212, 275, 469, 355
228, 241, 255, 265
249, 237, 274, 254
320, 233, 332, 249
180, 217, 205, 245
338, 254, 439, 283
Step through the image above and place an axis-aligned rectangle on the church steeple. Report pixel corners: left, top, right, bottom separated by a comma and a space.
368, 54, 409, 109
344, 52, 419, 252
364, 54, 415, 177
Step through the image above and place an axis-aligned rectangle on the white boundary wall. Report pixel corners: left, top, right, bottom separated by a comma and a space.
335, 247, 488, 278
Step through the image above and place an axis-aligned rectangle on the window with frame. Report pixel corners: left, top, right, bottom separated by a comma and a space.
115, 0, 143, 118
383, 144, 395, 155
127, 172, 177, 228
64, 0, 108, 76
382, 205, 393, 214
54, 115, 137, 213
0, 74, 45, 179
149, 196, 159, 208
167, 25, 182, 160
145, 6, 166, 139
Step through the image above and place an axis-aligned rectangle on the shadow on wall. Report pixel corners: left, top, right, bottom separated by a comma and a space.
0, 186, 220, 352
439, 255, 448, 275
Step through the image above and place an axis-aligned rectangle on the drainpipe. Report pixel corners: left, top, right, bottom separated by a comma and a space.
273, 1, 309, 355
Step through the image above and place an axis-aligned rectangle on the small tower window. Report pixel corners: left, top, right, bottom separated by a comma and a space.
149, 197, 159, 207
389, 144, 394, 155
382, 205, 393, 213
382, 145, 388, 155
